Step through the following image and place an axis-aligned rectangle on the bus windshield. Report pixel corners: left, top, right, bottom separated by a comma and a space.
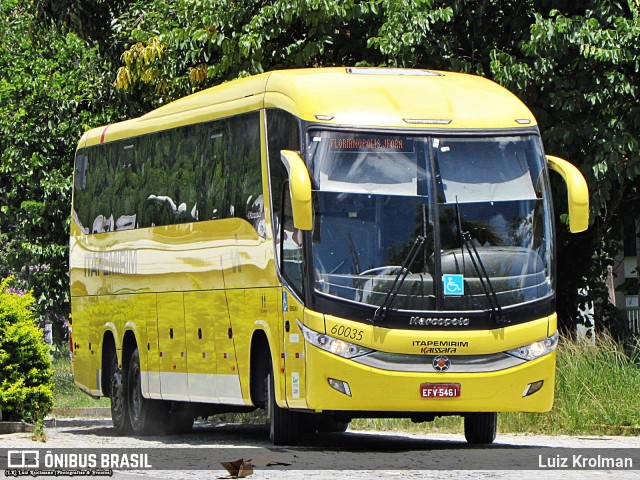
308, 131, 553, 313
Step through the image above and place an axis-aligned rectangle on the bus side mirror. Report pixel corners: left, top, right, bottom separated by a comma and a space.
280, 150, 313, 230
546, 155, 589, 233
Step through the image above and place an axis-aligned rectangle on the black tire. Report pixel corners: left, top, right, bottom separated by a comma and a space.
266, 369, 301, 445
317, 415, 349, 433
109, 352, 131, 434
464, 412, 497, 445
127, 348, 166, 435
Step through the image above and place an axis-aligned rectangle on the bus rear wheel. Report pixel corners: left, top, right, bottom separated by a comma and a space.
109, 353, 131, 434
266, 369, 301, 445
464, 412, 497, 445
127, 348, 166, 435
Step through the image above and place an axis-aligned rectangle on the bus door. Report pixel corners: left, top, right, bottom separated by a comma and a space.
281, 290, 307, 407
280, 193, 308, 408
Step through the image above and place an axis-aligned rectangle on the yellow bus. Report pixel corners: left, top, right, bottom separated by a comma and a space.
70, 67, 588, 445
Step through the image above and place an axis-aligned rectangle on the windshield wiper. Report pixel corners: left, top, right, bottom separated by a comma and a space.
454, 200, 507, 325
459, 230, 507, 325
373, 235, 425, 325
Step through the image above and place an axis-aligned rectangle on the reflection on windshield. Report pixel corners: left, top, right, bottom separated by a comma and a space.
313, 192, 435, 310
435, 136, 551, 311
436, 137, 538, 203
309, 131, 553, 313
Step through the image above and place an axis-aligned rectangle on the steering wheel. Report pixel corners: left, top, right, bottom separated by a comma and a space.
359, 266, 411, 276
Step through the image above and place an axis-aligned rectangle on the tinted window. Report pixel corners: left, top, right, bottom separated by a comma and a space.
73, 112, 263, 235
266, 109, 300, 230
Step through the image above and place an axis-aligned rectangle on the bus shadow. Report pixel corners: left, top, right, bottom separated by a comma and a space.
56, 419, 547, 451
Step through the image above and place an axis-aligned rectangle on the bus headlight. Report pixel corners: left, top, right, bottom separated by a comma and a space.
506, 332, 558, 361
297, 320, 373, 359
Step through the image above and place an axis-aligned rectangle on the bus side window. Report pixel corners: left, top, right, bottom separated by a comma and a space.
267, 109, 302, 262
280, 185, 304, 297
201, 128, 226, 220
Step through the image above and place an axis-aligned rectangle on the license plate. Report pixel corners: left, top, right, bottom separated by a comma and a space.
420, 383, 461, 398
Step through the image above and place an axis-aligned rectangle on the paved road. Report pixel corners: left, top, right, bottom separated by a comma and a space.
1, 419, 638, 479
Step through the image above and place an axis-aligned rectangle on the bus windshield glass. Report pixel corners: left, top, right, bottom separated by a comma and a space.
308, 131, 553, 313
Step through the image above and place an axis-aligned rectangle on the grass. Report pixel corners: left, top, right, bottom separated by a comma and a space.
52, 355, 110, 409
352, 335, 640, 436
537, 335, 640, 435
52, 336, 640, 436
31, 421, 47, 442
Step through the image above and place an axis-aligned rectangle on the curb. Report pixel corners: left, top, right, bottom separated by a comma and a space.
48, 407, 111, 419
0, 422, 35, 434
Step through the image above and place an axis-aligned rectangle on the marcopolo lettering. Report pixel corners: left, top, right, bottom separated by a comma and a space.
409, 316, 470, 327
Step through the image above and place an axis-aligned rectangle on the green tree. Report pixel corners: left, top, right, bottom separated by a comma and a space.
0, 1, 127, 341
489, 1, 640, 334
112, 0, 384, 102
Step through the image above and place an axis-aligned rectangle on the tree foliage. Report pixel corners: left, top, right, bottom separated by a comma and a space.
111, 0, 385, 103
0, 1, 127, 340
489, 1, 640, 333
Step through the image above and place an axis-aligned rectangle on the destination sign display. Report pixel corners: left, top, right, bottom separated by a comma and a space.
329, 135, 415, 153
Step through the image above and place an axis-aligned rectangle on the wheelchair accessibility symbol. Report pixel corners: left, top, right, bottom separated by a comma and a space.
443, 274, 464, 296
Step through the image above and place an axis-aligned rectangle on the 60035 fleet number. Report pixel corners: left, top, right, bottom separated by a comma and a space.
330, 324, 364, 341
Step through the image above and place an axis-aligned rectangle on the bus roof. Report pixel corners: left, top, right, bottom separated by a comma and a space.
79, 67, 536, 148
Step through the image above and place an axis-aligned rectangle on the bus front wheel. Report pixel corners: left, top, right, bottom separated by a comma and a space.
266, 369, 301, 445
127, 348, 165, 435
464, 412, 497, 445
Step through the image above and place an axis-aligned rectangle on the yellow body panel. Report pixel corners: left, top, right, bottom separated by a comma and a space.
282, 294, 308, 408
81, 75, 269, 147
70, 218, 276, 297
286, 310, 557, 412
264, 68, 535, 129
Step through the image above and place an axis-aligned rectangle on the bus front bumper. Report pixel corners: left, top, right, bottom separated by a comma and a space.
303, 347, 556, 413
